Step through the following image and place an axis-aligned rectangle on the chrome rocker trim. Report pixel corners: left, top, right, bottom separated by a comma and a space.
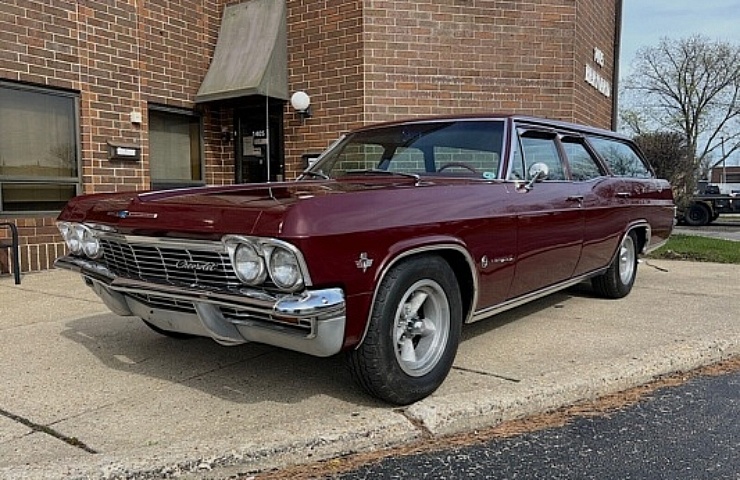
55, 255, 346, 357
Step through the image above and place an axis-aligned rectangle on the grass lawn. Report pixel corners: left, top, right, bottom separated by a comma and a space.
648, 234, 740, 264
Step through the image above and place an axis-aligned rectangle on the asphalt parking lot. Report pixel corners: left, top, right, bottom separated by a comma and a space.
1, 259, 739, 479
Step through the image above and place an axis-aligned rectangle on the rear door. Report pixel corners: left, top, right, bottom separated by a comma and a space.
559, 135, 624, 276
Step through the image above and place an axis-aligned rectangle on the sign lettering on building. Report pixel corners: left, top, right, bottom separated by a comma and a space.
585, 46, 611, 98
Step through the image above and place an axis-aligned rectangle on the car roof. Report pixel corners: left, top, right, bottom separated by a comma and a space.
349, 114, 632, 143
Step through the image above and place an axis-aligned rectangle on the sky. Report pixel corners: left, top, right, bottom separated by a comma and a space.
620, 0, 740, 80
619, 1, 740, 166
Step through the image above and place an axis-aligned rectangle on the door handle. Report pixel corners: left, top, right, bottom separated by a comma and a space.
616, 192, 631, 198
567, 195, 584, 202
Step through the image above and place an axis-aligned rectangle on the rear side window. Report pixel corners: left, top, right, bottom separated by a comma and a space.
561, 138, 603, 181
587, 136, 653, 178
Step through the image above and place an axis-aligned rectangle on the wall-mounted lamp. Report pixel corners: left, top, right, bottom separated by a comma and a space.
221, 126, 233, 142
290, 91, 312, 121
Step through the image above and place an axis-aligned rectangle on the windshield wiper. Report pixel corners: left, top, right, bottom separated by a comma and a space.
345, 169, 420, 181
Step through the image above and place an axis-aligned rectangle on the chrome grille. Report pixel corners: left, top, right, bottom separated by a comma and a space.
100, 237, 240, 289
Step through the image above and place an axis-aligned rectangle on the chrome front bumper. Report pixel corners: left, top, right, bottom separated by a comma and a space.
54, 255, 346, 357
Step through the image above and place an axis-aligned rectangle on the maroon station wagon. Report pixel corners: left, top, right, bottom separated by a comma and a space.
55, 115, 675, 405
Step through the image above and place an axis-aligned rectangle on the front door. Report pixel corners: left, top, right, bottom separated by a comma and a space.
235, 99, 284, 183
506, 128, 584, 298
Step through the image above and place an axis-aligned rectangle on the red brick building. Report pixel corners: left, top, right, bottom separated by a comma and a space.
0, 0, 622, 275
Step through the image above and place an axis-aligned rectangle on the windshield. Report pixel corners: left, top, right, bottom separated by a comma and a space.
304, 120, 505, 180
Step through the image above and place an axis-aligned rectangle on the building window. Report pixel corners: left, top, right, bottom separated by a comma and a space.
0, 82, 80, 213
149, 107, 203, 189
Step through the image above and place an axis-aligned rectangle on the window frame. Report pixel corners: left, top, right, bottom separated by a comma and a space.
513, 128, 569, 182
0, 81, 82, 215
148, 104, 205, 190
558, 134, 605, 182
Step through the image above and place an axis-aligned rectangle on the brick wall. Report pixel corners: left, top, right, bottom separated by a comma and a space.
284, 0, 366, 179
1, 0, 619, 276
573, 0, 617, 128
0, 0, 229, 274
361, 0, 614, 128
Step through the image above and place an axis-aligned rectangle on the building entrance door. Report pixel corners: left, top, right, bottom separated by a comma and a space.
235, 98, 284, 183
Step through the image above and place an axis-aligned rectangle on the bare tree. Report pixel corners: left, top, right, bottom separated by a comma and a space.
621, 35, 740, 183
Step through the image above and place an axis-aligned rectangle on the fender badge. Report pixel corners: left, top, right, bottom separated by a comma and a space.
355, 252, 374, 272
108, 210, 158, 219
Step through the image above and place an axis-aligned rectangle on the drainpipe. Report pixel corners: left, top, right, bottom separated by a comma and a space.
612, 0, 623, 131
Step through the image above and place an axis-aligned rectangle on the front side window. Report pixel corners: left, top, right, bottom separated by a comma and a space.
0, 83, 79, 212
587, 136, 653, 178
149, 107, 203, 189
516, 131, 567, 181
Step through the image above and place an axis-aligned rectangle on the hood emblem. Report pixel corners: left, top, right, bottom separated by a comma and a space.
109, 210, 158, 219
355, 252, 374, 273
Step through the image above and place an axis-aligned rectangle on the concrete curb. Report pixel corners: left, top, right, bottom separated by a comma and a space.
4, 337, 737, 480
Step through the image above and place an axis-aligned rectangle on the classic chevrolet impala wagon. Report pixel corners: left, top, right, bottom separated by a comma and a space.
55, 115, 674, 404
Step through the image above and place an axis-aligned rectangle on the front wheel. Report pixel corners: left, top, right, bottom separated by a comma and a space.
592, 231, 638, 299
347, 256, 462, 405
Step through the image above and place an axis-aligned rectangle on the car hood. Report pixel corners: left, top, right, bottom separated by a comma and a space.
58, 178, 438, 239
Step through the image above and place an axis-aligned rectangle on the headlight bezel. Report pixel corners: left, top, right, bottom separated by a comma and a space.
224, 235, 309, 292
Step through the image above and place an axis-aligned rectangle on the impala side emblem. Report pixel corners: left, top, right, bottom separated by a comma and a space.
355, 252, 374, 273
175, 260, 218, 272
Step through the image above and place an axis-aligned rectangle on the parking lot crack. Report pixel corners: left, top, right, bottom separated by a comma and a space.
452, 365, 521, 382
0, 407, 98, 454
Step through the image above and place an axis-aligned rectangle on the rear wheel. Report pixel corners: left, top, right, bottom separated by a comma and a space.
592, 231, 639, 299
347, 256, 462, 405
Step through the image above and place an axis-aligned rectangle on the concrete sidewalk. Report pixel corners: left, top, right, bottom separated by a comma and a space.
0, 260, 738, 479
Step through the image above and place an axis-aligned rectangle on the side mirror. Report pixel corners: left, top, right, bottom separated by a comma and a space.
522, 162, 549, 191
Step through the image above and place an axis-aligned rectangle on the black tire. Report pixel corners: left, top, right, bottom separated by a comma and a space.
684, 203, 710, 226
142, 320, 197, 339
347, 256, 462, 405
592, 231, 639, 299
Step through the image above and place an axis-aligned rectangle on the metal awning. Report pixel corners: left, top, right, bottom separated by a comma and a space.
195, 0, 288, 103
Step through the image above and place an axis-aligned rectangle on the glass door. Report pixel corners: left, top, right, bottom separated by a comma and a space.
235, 98, 284, 183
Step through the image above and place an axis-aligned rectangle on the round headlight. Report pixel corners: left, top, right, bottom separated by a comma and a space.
57, 221, 72, 240
67, 224, 85, 254
269, 247, 303, 291
81, 227, 101, 258
233, 243, 266, 285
